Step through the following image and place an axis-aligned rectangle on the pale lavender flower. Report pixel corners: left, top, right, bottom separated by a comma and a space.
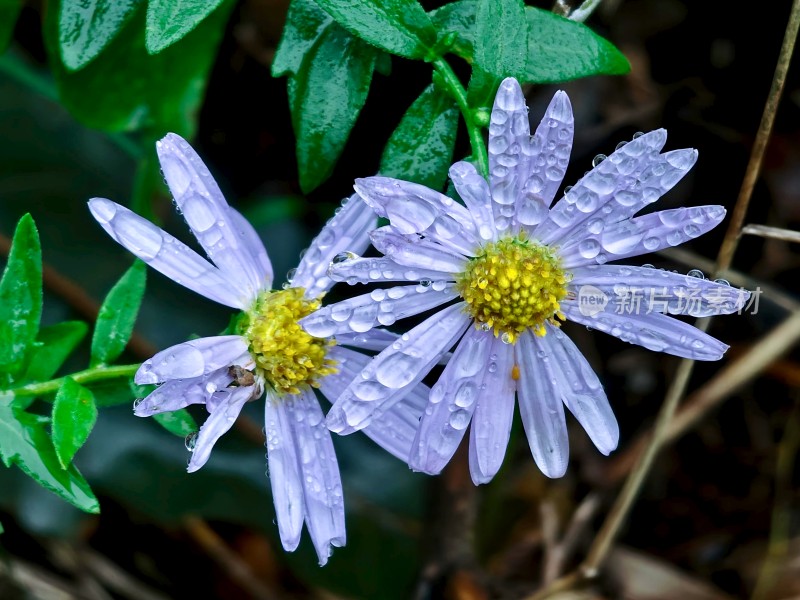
88, 134, 427, 565
302, 78, 750, 483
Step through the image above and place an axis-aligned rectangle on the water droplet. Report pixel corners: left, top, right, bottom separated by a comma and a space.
479, 322, 491, 332
592, 154, 607, 167
642, 263, 655, 269
185, 433, 198, 452
133, 398, 143, 410
501, 332, 513, 344
418, 279, 432, 288
643, 237, 660, 250
687, 269, 705, 279
615, 140, 628, 151
564, 185, 573, 194
432, 281, 446, 291
286, 268, 297, 282
449, 409, 471, 430
713, 278, 730, 286
633, 131, 645, 139
488, 362, 497, 373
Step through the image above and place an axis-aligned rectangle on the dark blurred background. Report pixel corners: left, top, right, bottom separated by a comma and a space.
1, 0, 800, 598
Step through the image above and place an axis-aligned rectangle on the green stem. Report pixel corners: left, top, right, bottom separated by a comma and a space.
432, 57, 490, 180
3, 363, 141, 398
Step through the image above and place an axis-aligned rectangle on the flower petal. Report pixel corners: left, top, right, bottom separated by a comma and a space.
561, 301, 730, 360
292, 194, 378, 298
284, 389, 345, 566
369, 228, 468, 273
335, 329, 402, 353
540, 325, 618, 455
328, 255, 454, 286
569, 265, 750, 317
409, 326, 492, 475
326, 303, 471, 435
226, 206, 274, 290
88, 198, 248, 308
515, 330, 569, 478
135, 335, 250, 385
559, 205, 726, 268
300, 284, 457, 338
187, 384, 253, 472
156, 133, 264, 299
468, 336, 516, 484
264, 391, 305, 552
449, 161, 495, 241
134, 368, 233, 416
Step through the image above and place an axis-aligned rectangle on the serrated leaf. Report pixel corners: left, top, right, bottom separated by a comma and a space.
272, 0, 332, 77
146, 0, 228, 54
290, 23, 377, 193
0, 395, 99, 514
380, 84, 458, 191
467, 0, 527, 109
313, 0, 436, 59
52, 378, 97, 468
153, 409, 198, 437
0, 0, 23, 53
24, 321, 89, 384
91, 261, 146, 367
0, 214, 42, 387
58, 0, 141, 71
45, 3, 232, 136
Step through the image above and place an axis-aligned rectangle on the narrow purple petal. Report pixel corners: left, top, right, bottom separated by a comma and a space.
369, 228, 468, 273
264, 391, 304, 552
448, 161, 495, 241
468, 336, 516, 484
326, 303, 471, 435
516, 330, 569, 478
226, 207, 273, 290
559, 205, 726, 268
134, 368, 233, 416
561, 301, 730, 360
292, 194, 377, 298
135, 335, 250, 385
285, 389, 345, 566
88, 198, 248, 308
156, 134, 264, 298
328, 255, 454, 286
300, 284, 457, 338
187, 384, 252, 472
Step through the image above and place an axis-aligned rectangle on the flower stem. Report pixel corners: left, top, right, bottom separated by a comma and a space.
432, 57, 490, 180
3, 363, 141, 398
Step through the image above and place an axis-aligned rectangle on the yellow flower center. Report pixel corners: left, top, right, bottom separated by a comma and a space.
456, 236, 568, 343
237, 287, 337, 396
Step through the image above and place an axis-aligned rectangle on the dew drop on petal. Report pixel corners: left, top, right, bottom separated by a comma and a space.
185, 432, 198, 452
714, 278, 730, 286
687, 269, 705, 279
592, 154, 607, 167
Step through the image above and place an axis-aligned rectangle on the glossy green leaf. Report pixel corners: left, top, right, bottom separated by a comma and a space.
0, 395, 99, 514
91, 261, 146, 367
0, 214, 42, 386
146, 0, 228, 54
24, 321, 89, 384
0, 0, 23, 53
153, 409, 198, 437
272, 0, 332, 77
52, 378, 97, 468
46, 3, 231, 136
467, 0, 527, 109
428, 1, 475, 61
290, 23, 377, 193
58, 0, 141, 70
380, 84, 458, 191
312, 0, 436, 59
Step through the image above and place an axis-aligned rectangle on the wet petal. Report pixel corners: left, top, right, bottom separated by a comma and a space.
561, 301, 730, 360
292, 194, 377, 298
560, 205, 726, 268
328, 256, 455, 286
89, 198, 248, 308
449, 161, 495, 241
300, 284, 457, 338
516, 330, 569, 478
468, 336, 516, 484
187, 384, 252, 472
264, 391, 305, 552
135, 335, 250, 385
370, 228, 468, 273
335, 329, 402, 353
284, 389, 345, 566
326, 303, 471, 435
226, 207, 273, 290
134, 368, 233, 416
156, 133, 264, 298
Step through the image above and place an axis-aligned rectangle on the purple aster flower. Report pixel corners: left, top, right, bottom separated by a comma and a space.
88, 133, 428, 565
302, 78, 750, 483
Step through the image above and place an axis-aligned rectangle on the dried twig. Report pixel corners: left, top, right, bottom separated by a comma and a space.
741, 224, 800, 244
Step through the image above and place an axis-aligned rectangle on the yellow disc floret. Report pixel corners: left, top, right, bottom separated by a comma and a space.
456, 236, 568, 343
238, 287, 336, 396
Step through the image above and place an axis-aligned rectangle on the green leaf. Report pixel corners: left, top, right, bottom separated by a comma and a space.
0, 214, 42, 386
91, 261, 146, 367
290, 23, 377, 193
272, 0, 332, 77
380, 84, 458, 191
312, 0, 436, 59
88, 377, 137, 407
467, 0, 528, 109
428, 1, 476, 61
24, 321, 89, 384
52, 378, 97, 468
146, 0, 228, 54
46, 3, 232, 136
58, 0, 141, 71
153, 409, 198, 437
0, 0, 23, 53
0, 395, 99, 514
